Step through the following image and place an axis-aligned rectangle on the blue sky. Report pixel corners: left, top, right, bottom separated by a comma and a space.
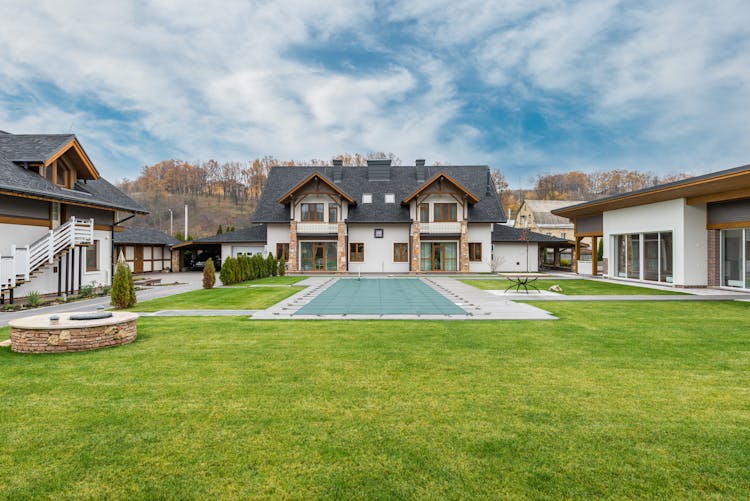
1, 0, 749, 186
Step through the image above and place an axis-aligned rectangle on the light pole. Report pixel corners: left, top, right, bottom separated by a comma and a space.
168, 209, 173, 236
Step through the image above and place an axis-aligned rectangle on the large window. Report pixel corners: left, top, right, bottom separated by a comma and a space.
419, 203, 429, 222
434, 203, 457, 222
393, 243, 408, 262
469, 242, 482, 262
349, 242, 364, 262
328, 203, 338, 223
613, 232, 672, 282
420, 242, 457, 271
276, 243, 289, 261
300, 242, 337, 271
86, 240, 99, 272
721, 228, 746, 288
301, 203, 324, 221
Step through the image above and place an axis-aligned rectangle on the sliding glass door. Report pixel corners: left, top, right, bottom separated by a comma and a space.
721, 229, 748, 289
612, 232, 673, 283
420, 242, 458, 271
300, 241, 337, 271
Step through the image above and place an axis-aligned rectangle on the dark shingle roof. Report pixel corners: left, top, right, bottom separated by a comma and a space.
191, 224, 267, 244
492, 224, 570, 243
114, 227, 180, 246
0, 132, 146, 213
252, 165, 505, 223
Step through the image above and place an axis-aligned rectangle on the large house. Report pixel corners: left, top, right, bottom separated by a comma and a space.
252, 159, 505, 273
552, 163, 750, 290
0, 131, 146, 302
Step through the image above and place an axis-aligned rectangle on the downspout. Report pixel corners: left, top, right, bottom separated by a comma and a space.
345, 219, 349, 272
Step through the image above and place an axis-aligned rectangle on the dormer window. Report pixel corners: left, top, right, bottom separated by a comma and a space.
384, 193, 395, 203
301, 203, 324, 221
362, 193, 372, 204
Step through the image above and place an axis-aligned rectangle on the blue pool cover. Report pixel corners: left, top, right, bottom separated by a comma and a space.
294, 278, 468, 315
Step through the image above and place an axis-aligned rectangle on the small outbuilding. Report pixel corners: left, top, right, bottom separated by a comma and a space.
113, 227, 180, 273
172, 224, 268, 271
491, 224, 573, 272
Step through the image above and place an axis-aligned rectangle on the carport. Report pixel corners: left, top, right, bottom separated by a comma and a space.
171, 240, 222, 271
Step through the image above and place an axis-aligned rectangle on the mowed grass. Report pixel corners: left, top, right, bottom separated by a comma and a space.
462, 278, 685, 295
234, 276, 308, 286
1, 302, 750, 498
128, 285, 304, 311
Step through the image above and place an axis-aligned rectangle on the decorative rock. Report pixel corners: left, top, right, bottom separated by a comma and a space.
548, 284, 563, 293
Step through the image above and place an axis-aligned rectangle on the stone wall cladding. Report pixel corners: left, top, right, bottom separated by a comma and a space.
459, 221, 470, 273
602, 258, 609, 276
288, 221, 298, 272
10, 319, 137, 354
337, 222, 347, 272
411, 222, 421, 273
707, 229, 721, 286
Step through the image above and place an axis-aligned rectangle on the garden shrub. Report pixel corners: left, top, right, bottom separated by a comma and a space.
278, 256, 286, 276
219, 257, 236, 285
111, 261, 137, 309
203, 258, 216, 289
26, 290, 42, 307
267, 253, 277, 276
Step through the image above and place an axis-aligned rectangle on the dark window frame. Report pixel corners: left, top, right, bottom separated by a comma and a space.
393, 242, 408, 262
469, 242, 482, 262
86, 240, 99, 272
301, 202, 325, 221
276, 243, 289, 261
349, 242, 365, 262
434, 203, 458, 222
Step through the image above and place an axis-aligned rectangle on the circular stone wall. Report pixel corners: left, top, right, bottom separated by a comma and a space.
9, 312, 138, 354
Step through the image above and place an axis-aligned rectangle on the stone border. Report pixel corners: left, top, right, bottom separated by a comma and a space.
9, 312, 138, 354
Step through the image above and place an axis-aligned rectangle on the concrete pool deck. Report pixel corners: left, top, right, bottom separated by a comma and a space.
251, 277, 558, 321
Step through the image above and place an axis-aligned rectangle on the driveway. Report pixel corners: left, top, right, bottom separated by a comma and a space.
0, 272, 209, 327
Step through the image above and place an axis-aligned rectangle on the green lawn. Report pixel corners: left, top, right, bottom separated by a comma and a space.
1, 302, 749, 498
461, 278, 685, 295
129, 286, 304, 311
234, 276, 308, 286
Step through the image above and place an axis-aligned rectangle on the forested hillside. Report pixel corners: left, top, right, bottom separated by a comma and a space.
118, 155, 691, 239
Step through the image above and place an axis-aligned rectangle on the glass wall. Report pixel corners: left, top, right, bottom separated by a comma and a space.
722, 229, 743, 288
420, 242, 458, 271
612, 232, 673, 283
300, 241, 337, 271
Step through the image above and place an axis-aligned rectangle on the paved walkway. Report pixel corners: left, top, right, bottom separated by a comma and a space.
0, 272, 206, 327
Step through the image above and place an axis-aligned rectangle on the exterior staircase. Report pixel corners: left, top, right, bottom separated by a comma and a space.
0, 217, 94, 297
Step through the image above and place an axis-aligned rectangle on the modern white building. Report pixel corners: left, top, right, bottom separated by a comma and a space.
0, 131, 146, 302
553, 164, 750, 289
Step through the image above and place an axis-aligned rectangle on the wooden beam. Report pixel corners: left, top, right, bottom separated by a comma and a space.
687, 187, 750, 205
0, 189, 132, 212
0, 215, 51, 227
591, 236, 598, 276
575, 231, 603, 237
707, 220, 750, 230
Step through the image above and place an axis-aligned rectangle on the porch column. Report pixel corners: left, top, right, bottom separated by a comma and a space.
459, 221, 470, 273
288, 221, 298, 272
574, 237, 581, 273
591, 236, 598, 276
337, 222, 347, 272
554, 247, 560, 267
411, 222, 421, 273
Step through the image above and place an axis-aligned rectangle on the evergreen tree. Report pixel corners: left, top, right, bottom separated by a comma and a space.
217, 225, 223, 235
111, 260, 137, 308
203, 258, 216, 289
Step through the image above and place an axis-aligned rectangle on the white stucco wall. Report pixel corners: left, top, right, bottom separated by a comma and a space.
492, 242, 539, 272
265, 223, 288, 259
10, 227, 113, 298
468, 223, 492, 272
347, 224, 411, 273
221, 244, 266, 262
602, 198, 708, 286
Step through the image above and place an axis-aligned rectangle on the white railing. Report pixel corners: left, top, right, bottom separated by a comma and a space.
296, 222, 338, 234
420, 222, 461, 234
1, 217, 94, 292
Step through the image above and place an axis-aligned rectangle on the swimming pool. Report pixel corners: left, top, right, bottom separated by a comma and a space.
294, 278, 468, 316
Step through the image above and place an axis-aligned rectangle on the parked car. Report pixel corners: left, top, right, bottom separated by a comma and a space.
192, 256, 221, 271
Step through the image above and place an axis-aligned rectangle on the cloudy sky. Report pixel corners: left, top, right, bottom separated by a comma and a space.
1, 0, 749, 185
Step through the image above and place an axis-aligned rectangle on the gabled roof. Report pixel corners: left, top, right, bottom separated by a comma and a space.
521, 199, 583, 226
114, 227, 181, 246
551, 163, 750, 218
0, 132, 145, 213
253, 164, 505, 224
277, 171, 354, 204
492, 224, 571, 243
402, 171, 480, 204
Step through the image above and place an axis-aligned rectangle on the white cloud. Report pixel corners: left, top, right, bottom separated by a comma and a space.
0, 0, 748, 184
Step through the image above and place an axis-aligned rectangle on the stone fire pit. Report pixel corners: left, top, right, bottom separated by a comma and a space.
9, 311, 138, 353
